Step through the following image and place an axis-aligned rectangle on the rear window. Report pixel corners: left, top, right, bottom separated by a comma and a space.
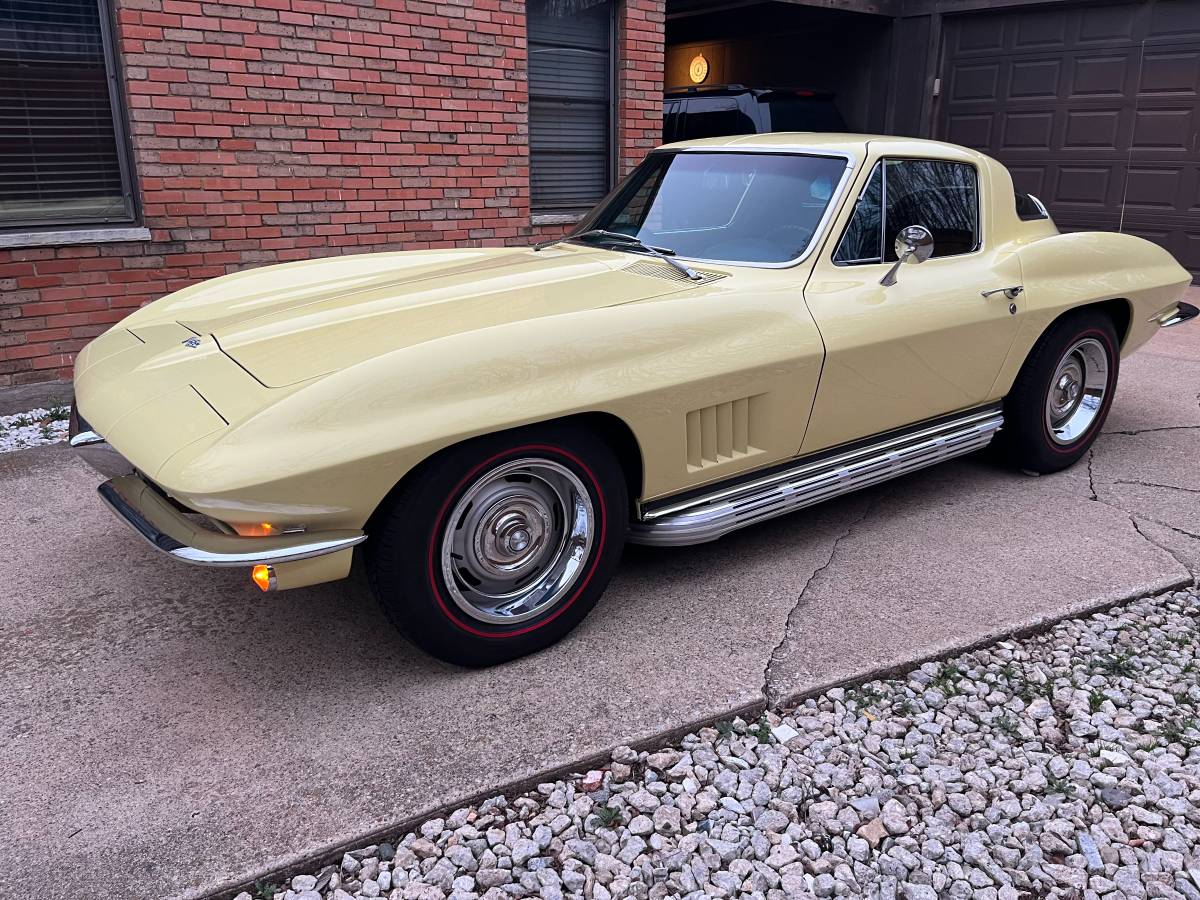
1015, 192, 1049, 221
759, 94, 846, 132
671, 97, 756, 141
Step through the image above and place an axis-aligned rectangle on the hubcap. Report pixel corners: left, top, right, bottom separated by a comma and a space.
1044, 337, 1109, 445
440, 459, 594, 625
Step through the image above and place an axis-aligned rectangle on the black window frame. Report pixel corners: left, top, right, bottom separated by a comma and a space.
0, 0, 140, 233
833, 157, 982, 266
526, 0, 617, 220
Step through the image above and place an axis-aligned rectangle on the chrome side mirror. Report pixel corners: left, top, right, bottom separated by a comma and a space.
879, 225, 934, 287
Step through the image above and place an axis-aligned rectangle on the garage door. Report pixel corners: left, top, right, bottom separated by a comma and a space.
937, 1, 1200, 280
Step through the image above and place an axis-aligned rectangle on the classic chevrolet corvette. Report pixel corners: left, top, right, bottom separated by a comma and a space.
71, 134, 1197, 665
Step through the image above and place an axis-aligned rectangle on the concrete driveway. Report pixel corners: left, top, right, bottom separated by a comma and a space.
2, 310, 1197, 900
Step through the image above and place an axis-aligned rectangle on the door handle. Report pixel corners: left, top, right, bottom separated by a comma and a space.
981, 285, 1024, 300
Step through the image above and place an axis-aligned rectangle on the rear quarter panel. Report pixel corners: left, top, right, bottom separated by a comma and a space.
990, 230, 1192, 397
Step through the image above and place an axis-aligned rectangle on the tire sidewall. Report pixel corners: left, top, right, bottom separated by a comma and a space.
368, 423, 627, 666
1037, 323, 1119, 457
1004, 311, 1120, 473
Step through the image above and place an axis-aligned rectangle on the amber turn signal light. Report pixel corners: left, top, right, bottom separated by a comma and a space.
234, 522, 277, 537
252, 565, 276, 592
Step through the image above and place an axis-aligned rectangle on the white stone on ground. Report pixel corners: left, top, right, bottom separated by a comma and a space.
0, 406, 70, 453
243, 587, 1200, 900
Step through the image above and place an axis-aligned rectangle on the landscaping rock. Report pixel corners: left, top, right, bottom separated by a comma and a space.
249, 588, 1200, 900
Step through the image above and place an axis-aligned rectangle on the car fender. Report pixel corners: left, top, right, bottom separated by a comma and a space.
156, 279, 826, 530
989, 230, 1191, 398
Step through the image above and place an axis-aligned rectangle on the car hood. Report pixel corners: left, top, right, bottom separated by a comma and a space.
159, 246, 706, 387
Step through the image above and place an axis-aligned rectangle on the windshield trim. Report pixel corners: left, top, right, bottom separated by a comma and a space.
568, 148, 859, 270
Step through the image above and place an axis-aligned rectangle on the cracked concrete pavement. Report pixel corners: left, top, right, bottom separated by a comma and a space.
1, 301, 1197, 900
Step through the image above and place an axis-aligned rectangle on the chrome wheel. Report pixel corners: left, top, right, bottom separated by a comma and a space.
1045, 337, 1109, 445
439, 459, 595, 625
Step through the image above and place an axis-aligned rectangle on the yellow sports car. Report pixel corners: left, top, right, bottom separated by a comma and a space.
70, 134, 1196, 665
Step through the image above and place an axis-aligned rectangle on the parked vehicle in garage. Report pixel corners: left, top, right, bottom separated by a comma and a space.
71, 134, 1196, 666
663, 85, 846, 141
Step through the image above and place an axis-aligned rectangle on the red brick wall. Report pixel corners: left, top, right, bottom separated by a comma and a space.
617, 0, 666, 179
0, 0, 664, 388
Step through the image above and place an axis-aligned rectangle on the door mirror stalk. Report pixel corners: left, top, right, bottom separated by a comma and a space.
880, 225, 935, 287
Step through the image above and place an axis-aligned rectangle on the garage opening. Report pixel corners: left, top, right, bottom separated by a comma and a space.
664, 2, 893, 137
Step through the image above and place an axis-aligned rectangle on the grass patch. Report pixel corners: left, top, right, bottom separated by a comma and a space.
1096, 651, 1137, 677
747, 717, 773, 744
1045, 772, 1076, 797
593, 805, 623, 828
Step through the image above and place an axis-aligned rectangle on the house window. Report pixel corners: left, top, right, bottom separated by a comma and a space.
0, 0, 136, 230
527, 0, 614, 219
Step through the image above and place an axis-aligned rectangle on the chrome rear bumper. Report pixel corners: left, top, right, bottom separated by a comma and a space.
69, 402, 365, 567
1158, 301, 1198, 328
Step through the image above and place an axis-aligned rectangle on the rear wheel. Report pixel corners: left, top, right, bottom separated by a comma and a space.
1001, 309, 1119, 473
367, 423, 626, 666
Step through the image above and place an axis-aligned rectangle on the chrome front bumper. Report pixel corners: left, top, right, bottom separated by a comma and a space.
68, 406, 135, 478
69, 404, 365, 567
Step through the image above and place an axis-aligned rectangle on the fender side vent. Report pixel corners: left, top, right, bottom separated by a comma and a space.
622, 260, 725, 284
686, 395, 764, 471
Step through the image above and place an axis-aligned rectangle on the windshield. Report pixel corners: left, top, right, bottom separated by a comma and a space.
571, 151, 848, 264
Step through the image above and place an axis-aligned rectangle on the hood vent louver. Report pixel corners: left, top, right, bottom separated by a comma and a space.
622, 260, 726, 285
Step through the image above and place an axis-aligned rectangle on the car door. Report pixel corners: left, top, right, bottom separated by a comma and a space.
799, 155, 1023, 454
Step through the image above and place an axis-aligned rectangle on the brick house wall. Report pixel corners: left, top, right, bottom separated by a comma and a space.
0, 0, 665, 388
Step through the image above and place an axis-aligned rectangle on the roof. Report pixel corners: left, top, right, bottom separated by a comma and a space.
656, 132, 985, 161
664, 85, 834, 98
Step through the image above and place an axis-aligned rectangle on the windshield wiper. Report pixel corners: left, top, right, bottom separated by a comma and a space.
532, 228, 612, 251
533, 229, 704, 282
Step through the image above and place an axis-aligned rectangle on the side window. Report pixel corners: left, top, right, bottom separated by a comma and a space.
883, 159, 979, 260
833, 164, 883, 263
833, 158, 980, 264
663, 99, 684, 144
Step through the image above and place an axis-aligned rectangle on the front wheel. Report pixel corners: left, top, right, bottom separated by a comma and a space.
1001, 309, 1120, 474
367, 423, 627, 666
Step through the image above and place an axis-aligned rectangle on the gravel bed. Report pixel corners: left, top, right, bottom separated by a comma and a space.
0, 406, 70, 453
244, 587, 1200, 900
